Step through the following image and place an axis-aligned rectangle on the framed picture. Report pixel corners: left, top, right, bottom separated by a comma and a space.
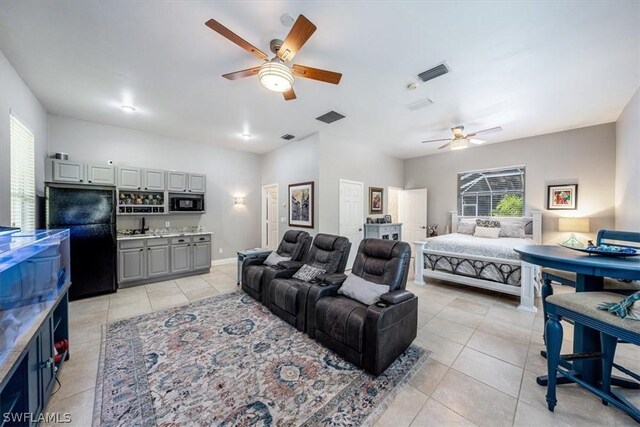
369, 187, 384, 214
547, 184, 578, 210
384, 214, 392, 223
289, 181, 314, 228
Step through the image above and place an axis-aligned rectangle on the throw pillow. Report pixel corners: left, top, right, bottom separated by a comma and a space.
474, 226, 501, 239
476, 219, 501, 228
263, 252, 291, 267
499, 219, 526, 238
292, 264, 326, 281
338, 274, 390, 305
457, 220, 476, 235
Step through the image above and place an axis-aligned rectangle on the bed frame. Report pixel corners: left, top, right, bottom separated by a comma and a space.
413, 211, 542, 312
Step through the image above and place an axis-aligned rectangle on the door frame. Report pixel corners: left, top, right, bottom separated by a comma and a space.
261, 183, 279, 249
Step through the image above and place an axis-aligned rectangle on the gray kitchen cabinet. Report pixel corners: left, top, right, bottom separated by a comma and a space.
118, 166, 142, 190
52, 159, 84, 183
193, 241, 211, 270
118, 247, 146, 282
147, 244, 170, 277
188, 173, 206, 193
171, 242, 191, 273
168, 171, 187, 192
143, 169, 166, 191
86, 163, 115, 185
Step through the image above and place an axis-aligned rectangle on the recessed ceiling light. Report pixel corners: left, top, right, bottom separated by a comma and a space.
121, 105, 136, 113
242, 133, 252, 140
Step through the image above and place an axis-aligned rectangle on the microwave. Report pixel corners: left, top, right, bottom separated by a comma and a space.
170, 196, 204, 212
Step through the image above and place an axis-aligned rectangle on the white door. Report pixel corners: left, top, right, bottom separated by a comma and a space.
262, 185, 279, 250
266, 187, 278, 250
340, 180, 364, 270
399, 188, 428, 251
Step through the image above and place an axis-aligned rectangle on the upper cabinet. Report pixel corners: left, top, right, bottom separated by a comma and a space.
188, 173, 206, 193
52, 160, 84, 183
117, 167, 142, 190
143, 169, 165, 191
85, 163, 115, 185
167, 172, 187, 192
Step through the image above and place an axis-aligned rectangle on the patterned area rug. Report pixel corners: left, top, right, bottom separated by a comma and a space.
93, 291, 428, 426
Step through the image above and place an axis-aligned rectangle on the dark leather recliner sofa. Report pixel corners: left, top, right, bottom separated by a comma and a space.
241, 230, 311, 304
307, 238, 417, 375
266, 233, 351, 332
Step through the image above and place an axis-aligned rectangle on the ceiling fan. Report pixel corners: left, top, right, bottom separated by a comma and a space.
205, 15, 342, 101
422, 125, 503, 150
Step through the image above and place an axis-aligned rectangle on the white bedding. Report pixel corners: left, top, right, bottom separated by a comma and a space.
422, 233, 536, 261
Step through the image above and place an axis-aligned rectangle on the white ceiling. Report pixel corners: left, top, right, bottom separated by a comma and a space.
0, 1, 638, 159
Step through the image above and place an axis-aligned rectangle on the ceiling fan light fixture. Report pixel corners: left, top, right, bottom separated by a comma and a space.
469, 138, 486, 145
450, 138, 469, 150
258, 61, 294, 93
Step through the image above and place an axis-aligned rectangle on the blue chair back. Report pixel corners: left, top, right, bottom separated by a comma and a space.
597, 230, 640, 250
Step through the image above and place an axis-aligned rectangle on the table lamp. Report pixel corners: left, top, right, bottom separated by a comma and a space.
558, 217, 590, 248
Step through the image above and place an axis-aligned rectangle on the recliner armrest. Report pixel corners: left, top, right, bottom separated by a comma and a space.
278, 260, 305, 270
243, 257, 267, 268
379, 290, 414, 305
316, 273, 347, 287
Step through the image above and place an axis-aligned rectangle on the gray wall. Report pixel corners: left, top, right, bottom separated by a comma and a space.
261, 133, 320, 240
615, 87, 640, 231
319, 133, 405, 234
0, 50, 49, 226
47, 115, 262, 260
404, 124, 617, 243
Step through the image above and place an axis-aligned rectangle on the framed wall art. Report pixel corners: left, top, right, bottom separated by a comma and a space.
547, 184, 578, 210
289, 181, 314, 228
369, 187, 384, 214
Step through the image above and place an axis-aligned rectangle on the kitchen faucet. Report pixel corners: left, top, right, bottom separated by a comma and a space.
140, 217, 149, 235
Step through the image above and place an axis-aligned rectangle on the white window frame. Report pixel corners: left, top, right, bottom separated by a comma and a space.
457, 165, 526, 217
10, 113, 36, 230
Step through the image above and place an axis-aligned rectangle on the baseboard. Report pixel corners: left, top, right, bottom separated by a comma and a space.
212, 257, 236, 266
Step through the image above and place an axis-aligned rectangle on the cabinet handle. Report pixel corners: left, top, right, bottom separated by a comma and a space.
178, 239, 185, 242
145, 187, 148, 190
43, 358, 53, 369
88, 180, 92, 183
139, 248, 144, 252
194, 243, 197, 247
138, 187, 141, 190
79, 179, 83, 182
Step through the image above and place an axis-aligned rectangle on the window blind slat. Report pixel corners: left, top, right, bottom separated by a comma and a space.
10, 114, 36, 229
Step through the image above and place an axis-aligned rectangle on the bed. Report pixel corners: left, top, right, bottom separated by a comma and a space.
413, 211, 542, 312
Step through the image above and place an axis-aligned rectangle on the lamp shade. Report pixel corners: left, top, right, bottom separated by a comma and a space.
258, 61, 294, 93
558, 217, 589, 233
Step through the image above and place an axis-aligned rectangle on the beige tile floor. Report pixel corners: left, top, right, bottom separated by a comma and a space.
43, 261, 639, 427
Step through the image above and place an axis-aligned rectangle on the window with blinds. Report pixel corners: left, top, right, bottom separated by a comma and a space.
10, 114, 36, 230
457, 165, 525, 217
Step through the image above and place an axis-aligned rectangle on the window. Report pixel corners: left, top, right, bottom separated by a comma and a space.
457, 165, 525, 217
10, 114, 36, 229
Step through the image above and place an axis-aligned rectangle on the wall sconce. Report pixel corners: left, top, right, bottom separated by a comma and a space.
234, 196, 246, 205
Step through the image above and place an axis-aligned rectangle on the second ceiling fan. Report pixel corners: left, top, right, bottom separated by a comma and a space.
422, 125, 503, 150
205, 14, 342, 101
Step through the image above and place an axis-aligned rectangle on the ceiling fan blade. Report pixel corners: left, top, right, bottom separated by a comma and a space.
205, 19, 269, 61
292, 64, 342, 84
469, 138, 486, 145
421, 138, 452, 144
222, 66, 261, 80
278, 15, 317, 61
470, 126, 503, 136
438, 141, 453, 149
283, 88, 297, 101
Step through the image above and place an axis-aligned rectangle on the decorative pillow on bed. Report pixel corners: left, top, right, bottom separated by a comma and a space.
338, 274, 390, 305
499, 218, 526, 238
292, 264, 326, 281
264, 252, 291, 267
476, 219, 501, 228
474, 226, 501, 238
457, 220, 477, 235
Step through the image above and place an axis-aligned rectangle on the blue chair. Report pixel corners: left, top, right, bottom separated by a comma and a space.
545, 291, 640, 423
541, 230, 640, 332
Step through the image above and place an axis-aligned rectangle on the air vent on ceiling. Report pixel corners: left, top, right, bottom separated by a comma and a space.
405, 97, 434, 112
281, 134, 295, 140
417, 62, 450, 83
315, 111, 346, 124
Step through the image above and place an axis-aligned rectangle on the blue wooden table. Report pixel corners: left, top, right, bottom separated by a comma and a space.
515, 244, 640, 387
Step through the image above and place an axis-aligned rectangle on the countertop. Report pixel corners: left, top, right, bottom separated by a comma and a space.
116, 231, 212, 241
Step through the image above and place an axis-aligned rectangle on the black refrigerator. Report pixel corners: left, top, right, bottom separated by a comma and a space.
46, 183, 117, 300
